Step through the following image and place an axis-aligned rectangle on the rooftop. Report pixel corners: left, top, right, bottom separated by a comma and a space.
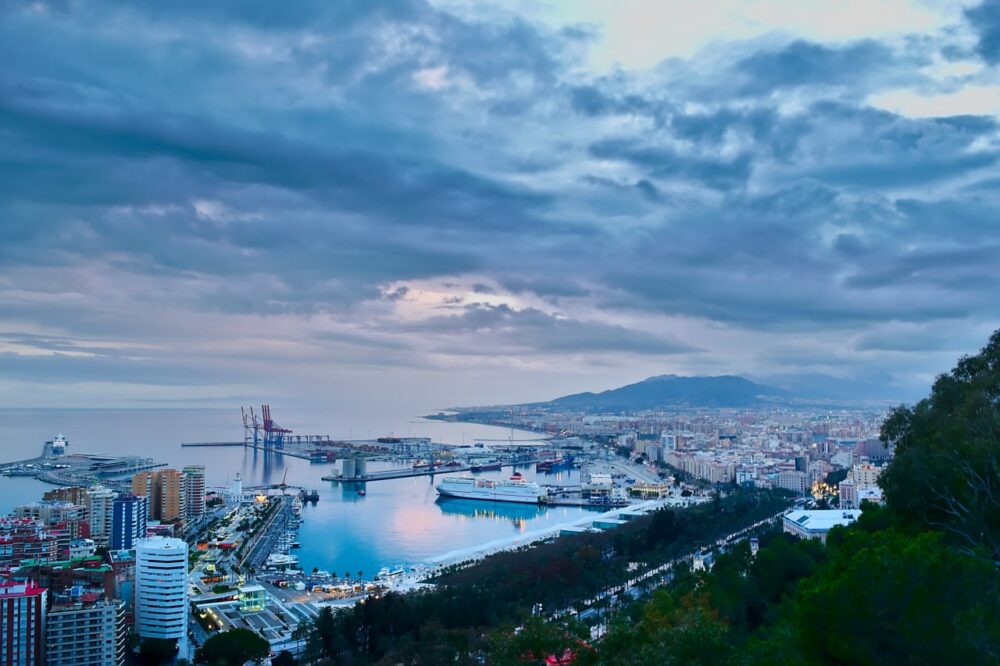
784, 509, 862, 532
0, 581, 46, 597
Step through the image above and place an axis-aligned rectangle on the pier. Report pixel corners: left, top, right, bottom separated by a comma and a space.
181, 441, 245, 447
321, 461, 541, 483
1, 442, 167, 487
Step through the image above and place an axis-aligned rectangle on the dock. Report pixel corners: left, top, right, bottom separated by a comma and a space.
321, 461, 540, 483
182, 440, 334, 461
181, 441, 245, 447
2, 442, 168, 487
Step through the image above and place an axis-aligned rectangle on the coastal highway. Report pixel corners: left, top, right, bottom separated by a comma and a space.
549, 506, 792, 637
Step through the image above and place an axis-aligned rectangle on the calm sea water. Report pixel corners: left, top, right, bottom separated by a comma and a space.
0, 409, 594, 577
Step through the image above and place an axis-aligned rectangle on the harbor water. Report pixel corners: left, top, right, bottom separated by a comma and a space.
0, 409, 598, 578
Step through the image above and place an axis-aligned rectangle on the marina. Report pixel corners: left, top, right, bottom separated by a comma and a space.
0, 407, 674, 582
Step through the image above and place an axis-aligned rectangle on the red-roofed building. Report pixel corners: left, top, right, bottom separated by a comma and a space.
0, 580, 47, 665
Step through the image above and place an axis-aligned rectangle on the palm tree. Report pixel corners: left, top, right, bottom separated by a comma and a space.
357, 570, 363, 579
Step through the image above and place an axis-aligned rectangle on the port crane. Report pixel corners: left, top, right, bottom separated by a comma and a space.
241, 404, 292, 450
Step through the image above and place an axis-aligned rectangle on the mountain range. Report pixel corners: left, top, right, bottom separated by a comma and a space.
537, 374, 785, 410
499, 373, 910, 412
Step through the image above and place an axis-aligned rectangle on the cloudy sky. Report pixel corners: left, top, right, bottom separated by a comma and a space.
2, 0, 999, 410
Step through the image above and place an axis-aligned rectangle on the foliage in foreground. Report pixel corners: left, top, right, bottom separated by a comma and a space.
195, 628, 270, 666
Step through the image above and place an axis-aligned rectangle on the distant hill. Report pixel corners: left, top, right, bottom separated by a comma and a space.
538, 374, 788, 411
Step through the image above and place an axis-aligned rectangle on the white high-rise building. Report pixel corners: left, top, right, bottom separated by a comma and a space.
85, 485, 118, 547
135, 537, 189, 657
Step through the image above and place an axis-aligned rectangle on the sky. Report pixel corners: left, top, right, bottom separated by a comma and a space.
1, 0, 999, 410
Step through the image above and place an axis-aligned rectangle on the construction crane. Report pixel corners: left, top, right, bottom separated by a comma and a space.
271, 469, 292, 493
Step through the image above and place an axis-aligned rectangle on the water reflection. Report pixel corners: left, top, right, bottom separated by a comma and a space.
340, 481, 367, 501
436, 497, 546, 530
248, 446, 287, 488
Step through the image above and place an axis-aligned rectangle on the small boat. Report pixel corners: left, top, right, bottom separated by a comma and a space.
536, 455, 574, 473
471, 460, 502, 473
2, 464, 38, 477
357, 488, 367, 496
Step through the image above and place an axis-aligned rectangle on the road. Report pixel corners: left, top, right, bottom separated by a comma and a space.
240, 496, 294, 570
549, 507, 792, 637
610, 460, 661, 485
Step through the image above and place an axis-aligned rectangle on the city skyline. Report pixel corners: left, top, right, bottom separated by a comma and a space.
2, 1, 1000, 409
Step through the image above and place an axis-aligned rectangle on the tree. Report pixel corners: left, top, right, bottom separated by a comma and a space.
138, 638, 178, 665
195, 628, 270, 666
597, 590, 734, 666
313, 605, 338, 659
489, 616, 592, 666
792, 529, 1000, 665
271, 651, 295, 666
880, 329, 1000, 560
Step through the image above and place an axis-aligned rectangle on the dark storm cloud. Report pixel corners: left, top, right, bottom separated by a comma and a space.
966, 0, 1000, 64
589, 139, 753, 189
734, 39, 901, 94
0, 0, 998, 399
398, 304, 697, 356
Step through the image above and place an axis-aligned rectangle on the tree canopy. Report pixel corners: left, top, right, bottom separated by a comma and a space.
880, 329, 1000, 560
195, 628, 270, 666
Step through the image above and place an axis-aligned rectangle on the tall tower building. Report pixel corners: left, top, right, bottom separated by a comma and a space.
46, 597, 126, 666
111, 495, 148, 550
132, 470, 186, 523
131, 472, 156, 520
86, 485, 118, 548
182, 466, 206, 519
135, 537, 188, 657
0, 581, 47, 666
157, 469, 185, 523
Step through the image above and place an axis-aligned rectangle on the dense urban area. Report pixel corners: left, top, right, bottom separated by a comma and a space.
4, 332, 999, 664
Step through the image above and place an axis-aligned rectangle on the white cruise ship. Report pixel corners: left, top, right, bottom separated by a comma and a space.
50, 433, 68, 454
436, 473, 546, 504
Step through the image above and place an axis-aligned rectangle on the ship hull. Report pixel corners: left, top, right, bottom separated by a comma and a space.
436, 485, 542, 504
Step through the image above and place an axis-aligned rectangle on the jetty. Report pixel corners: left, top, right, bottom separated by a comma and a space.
1, 442, 167, 487
321, 461, 541, 483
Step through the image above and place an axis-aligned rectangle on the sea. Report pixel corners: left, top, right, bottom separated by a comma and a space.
0, 408, 596, 578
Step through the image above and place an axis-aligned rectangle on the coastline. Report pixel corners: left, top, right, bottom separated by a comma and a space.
422, 498, 666, 573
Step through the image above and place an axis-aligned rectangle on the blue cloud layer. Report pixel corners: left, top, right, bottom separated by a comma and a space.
0, 0, 998, 404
